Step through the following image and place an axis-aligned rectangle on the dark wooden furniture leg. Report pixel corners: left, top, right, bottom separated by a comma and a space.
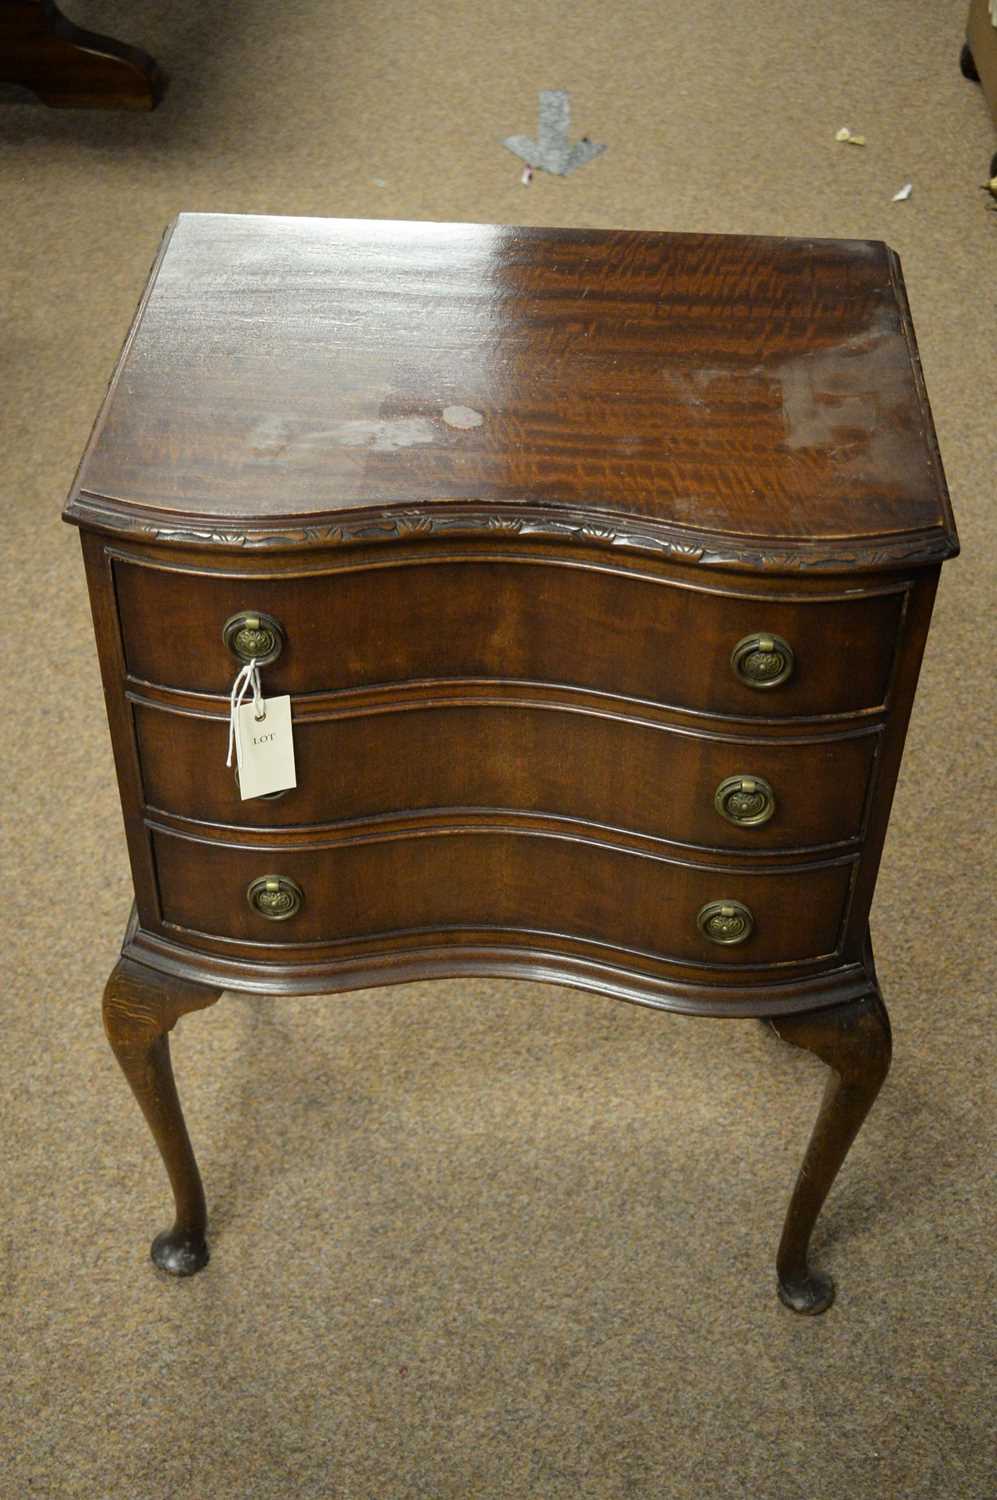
769, 992, 892, 1314
0, 0, 162, 109
103, 957, 222, 1274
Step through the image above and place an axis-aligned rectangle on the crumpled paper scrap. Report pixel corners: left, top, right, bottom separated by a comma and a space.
504, 90, 606, 176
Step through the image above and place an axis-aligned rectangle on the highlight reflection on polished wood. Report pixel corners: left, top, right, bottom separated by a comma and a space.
67, 215, 957, 1308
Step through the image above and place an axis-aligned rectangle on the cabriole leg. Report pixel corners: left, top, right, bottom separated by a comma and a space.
769, 992, 892, 1314
103, 957, 222, 1275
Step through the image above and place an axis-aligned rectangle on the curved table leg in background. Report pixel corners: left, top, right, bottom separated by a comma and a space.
0, 0, 162, 109
769, 992, 892, 1314
103, 957, 222, 1275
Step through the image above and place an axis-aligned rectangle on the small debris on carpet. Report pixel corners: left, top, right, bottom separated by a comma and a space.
504, 90, 606, 177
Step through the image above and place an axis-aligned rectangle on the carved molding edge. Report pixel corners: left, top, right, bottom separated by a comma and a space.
65, 493, 958, 573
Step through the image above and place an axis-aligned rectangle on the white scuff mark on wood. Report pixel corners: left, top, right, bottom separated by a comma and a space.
442, 405, 484, 430
252, 417, 438, 455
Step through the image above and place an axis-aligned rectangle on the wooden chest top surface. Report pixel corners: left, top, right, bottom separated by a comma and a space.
65, 214, 956, 572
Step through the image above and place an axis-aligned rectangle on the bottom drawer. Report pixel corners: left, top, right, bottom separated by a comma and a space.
151, 828, 854, 969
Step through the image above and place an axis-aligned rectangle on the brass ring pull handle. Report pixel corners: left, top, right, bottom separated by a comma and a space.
730, 632, 794, 689
222, 610, 285, 666
714, 773, 776, 827
246, 874, 303, 921
697, 899, 755, 946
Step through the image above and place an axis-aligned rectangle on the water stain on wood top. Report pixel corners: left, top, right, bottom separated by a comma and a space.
70, 214, 954, 554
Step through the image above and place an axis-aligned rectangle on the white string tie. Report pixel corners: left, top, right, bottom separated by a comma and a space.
226, 658, 264, 768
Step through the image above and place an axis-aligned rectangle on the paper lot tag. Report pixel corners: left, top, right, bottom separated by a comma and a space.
234, 695, 296, 800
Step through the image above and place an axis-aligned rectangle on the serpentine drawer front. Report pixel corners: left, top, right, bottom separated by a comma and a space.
132, 697, 879, 851
112, 555, 905, 720
66, 215, 958, 1313
149, 825, 855, 966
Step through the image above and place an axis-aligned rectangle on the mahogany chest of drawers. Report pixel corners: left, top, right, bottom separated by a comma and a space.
65, 214, 958, 1312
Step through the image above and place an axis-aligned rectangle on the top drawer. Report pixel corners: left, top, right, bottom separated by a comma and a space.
112, 555, 904, 720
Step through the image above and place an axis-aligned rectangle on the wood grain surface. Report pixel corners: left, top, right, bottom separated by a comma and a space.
66, 215, 957, 570
112, 553, 905, 717
133, 696, 879, 852
150, 824, 855, 968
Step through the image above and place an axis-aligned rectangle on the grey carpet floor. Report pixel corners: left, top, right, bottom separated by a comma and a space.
1, 2, 994, 1497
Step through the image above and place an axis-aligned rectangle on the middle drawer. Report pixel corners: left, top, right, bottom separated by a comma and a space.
134, 699, 877, 853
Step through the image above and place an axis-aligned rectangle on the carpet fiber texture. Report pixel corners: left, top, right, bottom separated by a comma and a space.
1, 2, 994, 1497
